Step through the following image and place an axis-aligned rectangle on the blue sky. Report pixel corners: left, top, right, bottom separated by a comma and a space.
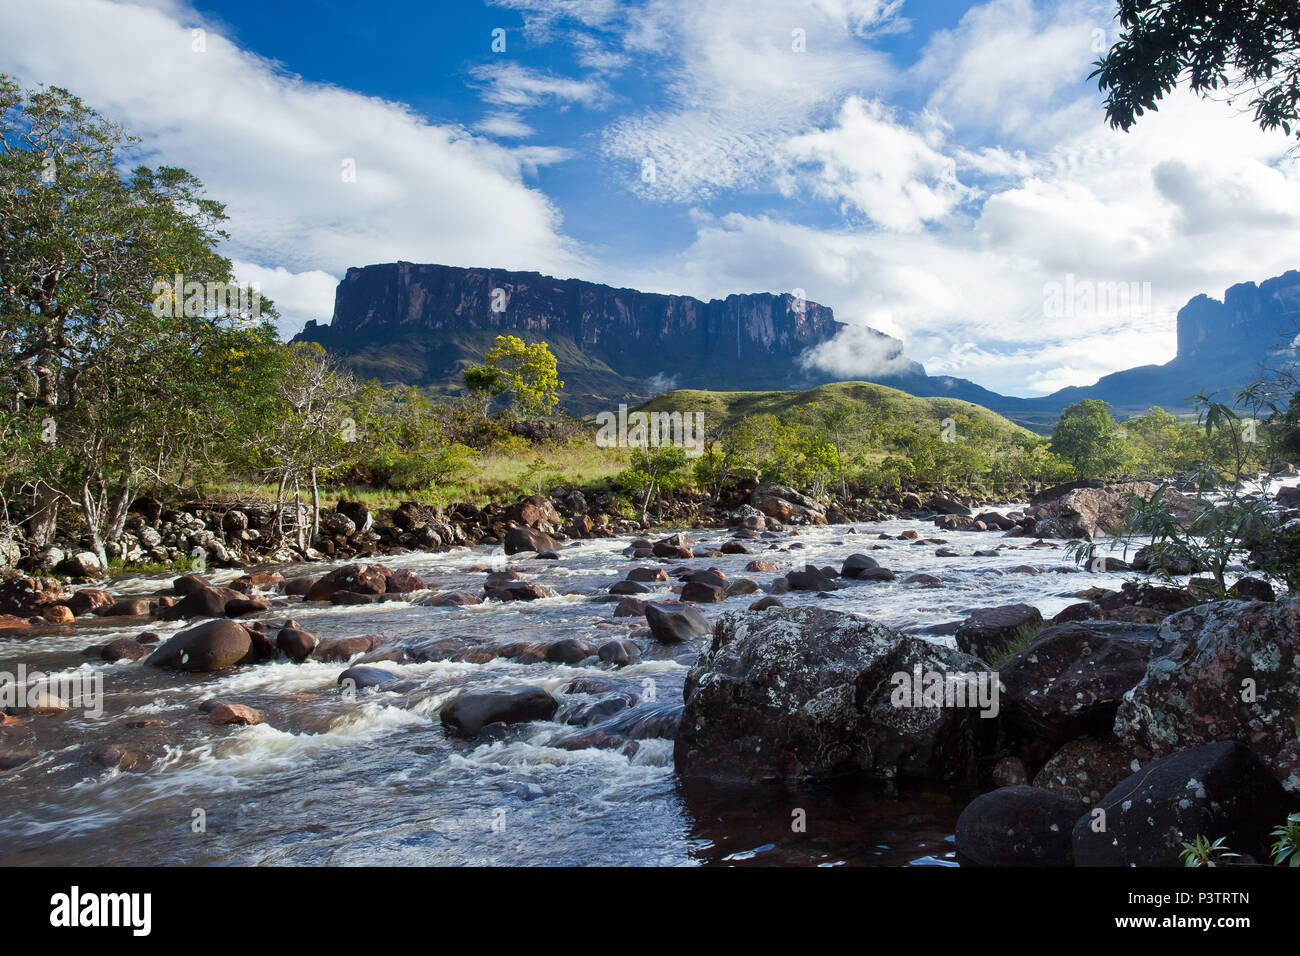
3, 0, 1299, 396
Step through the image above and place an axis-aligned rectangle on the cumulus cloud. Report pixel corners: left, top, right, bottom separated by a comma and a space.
783, 96, 975, 230
0, 0, 586, 340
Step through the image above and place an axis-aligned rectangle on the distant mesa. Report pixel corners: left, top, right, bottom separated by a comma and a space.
294, 262, 1300, 426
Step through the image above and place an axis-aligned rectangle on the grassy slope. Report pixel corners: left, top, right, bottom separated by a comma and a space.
636, 381, 1035, 440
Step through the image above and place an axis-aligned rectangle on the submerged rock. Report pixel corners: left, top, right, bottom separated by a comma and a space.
440, 686, 559, 737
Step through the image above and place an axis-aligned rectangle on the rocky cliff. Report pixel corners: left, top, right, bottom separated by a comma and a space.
295, 262, 871, 410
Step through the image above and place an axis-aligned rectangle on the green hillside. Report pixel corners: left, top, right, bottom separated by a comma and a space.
635, 381, 1035, 440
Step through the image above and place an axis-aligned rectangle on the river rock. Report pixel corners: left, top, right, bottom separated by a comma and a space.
313, 636, 376, 662
101, 636, 149, 662
276, 621, 320, 662
208, 703, 264, 726
504, 526, 560, 555
956, 786, 1084, 867
674, 607, 994, 783
1033, 735, 1149, 805
645, 602, 710, 643
145, 620, 256, 671
1115, 598, 1300, 794
1071, 741, 1289, 867
598, 639, 641, 666
337, 665, 400, 692
440, 685, 559, 737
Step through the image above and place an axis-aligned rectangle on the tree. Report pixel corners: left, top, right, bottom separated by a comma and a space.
252, 343, 358, 549
1093, 1, 1300, 140
0, 76, 278, 567
1049, 399, 1128, 478
465, 335, 563, 417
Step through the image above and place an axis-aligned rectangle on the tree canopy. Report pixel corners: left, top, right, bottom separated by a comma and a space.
1094, 1, 1300, 139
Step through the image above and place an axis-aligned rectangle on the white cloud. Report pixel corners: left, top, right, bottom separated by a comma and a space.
469, 61, 610, 109
601, 0, 898, 201
783, 96, 975, 230
476, 112, 538, 138
0, 0, 586, 337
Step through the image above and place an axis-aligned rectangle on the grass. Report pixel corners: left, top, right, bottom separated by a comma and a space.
201, 442, 632, 513
636, 381, 1035, 439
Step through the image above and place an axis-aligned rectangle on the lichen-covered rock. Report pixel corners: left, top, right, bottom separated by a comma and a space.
1115, 598, 1300, 794
956, 786, 1084, 867
674, 607, 995, 783
1033, 735, 1150, 805
1071, 741, 1288, 867
1000, 621, 1156, 747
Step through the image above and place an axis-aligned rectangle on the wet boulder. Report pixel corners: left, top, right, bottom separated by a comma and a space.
313, 636, 376, 662
276, 621, 320, 662
504, 526, 560, 555
158, 586, 250, 621
645, 602, 711, 643
840, 553, 879, 578
145, 620, 257, 671
303, 563, 390, 602
598, 639, 641, 666
1072, 742, 1289, 867
1115, 599, 1300, 795
675, 607, 995, 783
100, 637, 149, 662
440, 686, 559, 737
337, 665, 400, 692
956, 786, 1084, 867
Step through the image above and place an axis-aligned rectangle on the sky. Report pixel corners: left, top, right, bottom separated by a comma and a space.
2, 0, 1298, 397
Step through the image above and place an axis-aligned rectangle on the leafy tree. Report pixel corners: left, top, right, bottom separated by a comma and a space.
0, 76, 278, 566
465, 335, 563, 417
1093, 1, 1300, 141
1050, 400, 1128, 478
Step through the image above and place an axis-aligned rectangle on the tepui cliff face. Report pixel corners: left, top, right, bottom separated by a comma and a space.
294, 262, 922, 410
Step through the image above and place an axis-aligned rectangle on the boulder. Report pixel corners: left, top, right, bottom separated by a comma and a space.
645, 602, 711, 643
1071, 742, 1289, 867
956, 786, 1084, 867
840, 553, 879, 578
303, 563, 390, 602
276, 622, 320, 662
1032, 481, 1192, 540
954, 604, 1044, 663
1033, 736, 1149, 805
440, 686, 559, 737
313, 636, 376, 662
598, 639, 641, 666
749, 484, 827, 525
1115, 599, 1300, 794
157, 586, 246, 621
504, 526, 560, 555
145, 620, 256, 671
208, 703, 264, 726
674, 607, 995, 782
100, 637, 149, 662
1000, 621, 1156, 747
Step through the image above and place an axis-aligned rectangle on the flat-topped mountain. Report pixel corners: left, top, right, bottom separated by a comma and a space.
294, 262, 1299, 424
293, 262, 1015, 415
